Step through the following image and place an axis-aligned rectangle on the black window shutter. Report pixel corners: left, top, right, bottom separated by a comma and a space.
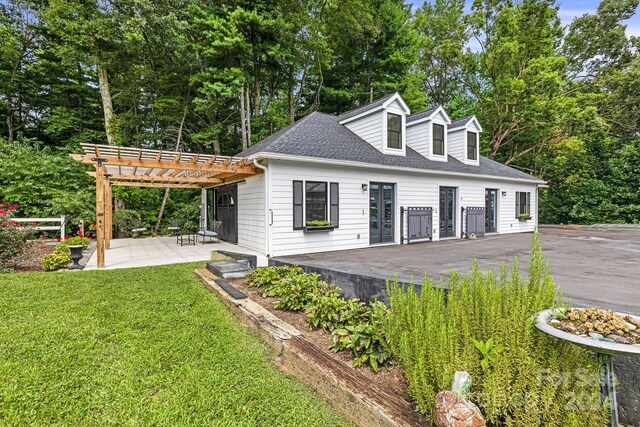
330, 182, 339, 228
526, 192, 531, 215
515, 191, 520, 218
293, 180, 303, 230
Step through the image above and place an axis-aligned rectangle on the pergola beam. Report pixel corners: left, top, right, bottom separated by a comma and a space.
70, 154, 257, 175
86, 171, 222, 185
111, 181, 205, 189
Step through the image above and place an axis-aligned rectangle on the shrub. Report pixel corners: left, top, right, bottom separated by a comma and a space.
247, 265, 304, 290
330, 301, 393, 372
306, 290, 370, 332
385, 232, 604, 426
60, 236, 90, 246
0, 202, 29, 271
271, 273, 329, 311
41, 244, 71, 271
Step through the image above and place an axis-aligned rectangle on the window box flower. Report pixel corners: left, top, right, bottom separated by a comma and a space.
518, 214, 532, 221
303, 220, 335, 233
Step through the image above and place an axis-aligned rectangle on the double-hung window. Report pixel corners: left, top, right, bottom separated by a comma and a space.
433, 123, 445, 156
467, 131, 478, 160
387, 113, 402, 149
293, 181, 339, 229
515, 191, 531, 218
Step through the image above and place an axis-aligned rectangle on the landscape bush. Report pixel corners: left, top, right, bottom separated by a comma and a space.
246, 265, 394, 371
0, 202, 30, 272
41, 244, 71, 271
60, 236, 90, 246
384, 233, 605, 426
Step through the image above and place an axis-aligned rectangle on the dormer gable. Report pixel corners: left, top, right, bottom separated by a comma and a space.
338, 92, 410, 156
447, 115, 482, 166
405, 106, 452, 162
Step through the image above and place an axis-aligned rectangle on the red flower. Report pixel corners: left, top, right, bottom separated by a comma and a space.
56, 237, 62, 242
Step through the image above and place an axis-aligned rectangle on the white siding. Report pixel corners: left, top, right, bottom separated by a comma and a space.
343, 110, 384, 151
266, 160, 538, 256
237, 174, 266, 252
448, 128, 465, 162
406, 121, 430, 158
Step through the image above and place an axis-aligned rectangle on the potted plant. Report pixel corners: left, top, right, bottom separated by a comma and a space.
303, 220, 335, 232
61, 236, 90, 269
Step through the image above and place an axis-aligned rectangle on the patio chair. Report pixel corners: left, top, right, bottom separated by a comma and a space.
129, 220, 147, 237
167, 219, 181, 243
196, 220, 221, 244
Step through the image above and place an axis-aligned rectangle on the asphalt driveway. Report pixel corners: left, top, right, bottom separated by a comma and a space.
278, 226, 640, 315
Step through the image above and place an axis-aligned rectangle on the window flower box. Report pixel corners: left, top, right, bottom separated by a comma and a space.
518, 215, 532, 221
303, 221, 335, 233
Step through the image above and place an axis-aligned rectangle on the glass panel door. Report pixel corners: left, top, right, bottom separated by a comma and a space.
485, 189, 497, 233
439, 187, 457, 238
370, 183, 395, 244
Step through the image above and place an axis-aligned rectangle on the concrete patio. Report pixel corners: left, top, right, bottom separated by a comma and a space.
84, 236, 267, 270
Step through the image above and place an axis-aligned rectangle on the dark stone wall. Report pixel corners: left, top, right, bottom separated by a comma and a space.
269, 258, 640, 425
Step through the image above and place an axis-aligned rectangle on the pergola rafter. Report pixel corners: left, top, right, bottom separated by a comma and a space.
71, 144, 261, 268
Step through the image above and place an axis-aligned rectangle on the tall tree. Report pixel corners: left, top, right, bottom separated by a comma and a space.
414, 0, 468, 106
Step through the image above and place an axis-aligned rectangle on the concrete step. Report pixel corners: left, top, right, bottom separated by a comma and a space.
206, 260, 251, 279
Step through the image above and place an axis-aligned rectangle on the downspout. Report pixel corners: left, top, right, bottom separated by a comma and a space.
253, 159, 271, 258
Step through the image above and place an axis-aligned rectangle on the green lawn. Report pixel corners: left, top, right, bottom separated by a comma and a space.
0, 263, 350, 426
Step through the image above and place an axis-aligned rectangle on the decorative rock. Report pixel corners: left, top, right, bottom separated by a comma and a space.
451, 371, 472, 399
433, 391, 486, 427
589, 332, 604, 340
608, 335, 630, 344
625, 322, 637, 331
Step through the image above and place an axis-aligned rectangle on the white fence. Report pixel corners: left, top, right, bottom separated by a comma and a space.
12, 215, 66, 239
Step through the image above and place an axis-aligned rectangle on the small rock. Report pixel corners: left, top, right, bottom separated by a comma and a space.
625, 322, 637, 331
595, 337, 615, 343
610, 335, 630, 344
589, 332, 604, 340
549, 319, 560, 324
433, 390, 486, 427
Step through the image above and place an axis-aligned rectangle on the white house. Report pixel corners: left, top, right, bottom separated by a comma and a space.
204, 93, 545, 257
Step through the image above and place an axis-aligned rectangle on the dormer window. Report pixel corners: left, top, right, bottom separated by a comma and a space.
467, 131, 478, 160
433, 124, 445, 156
387, 113, 402, 149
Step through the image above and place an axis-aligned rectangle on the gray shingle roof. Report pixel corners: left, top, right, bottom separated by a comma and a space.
406, 106, 439, 123
337, 93, 396, 121
450, 115, 475, 128
237, 112, 544, 183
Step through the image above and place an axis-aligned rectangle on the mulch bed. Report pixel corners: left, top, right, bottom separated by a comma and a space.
229, 278, 412, 401
12, 241, 56, 272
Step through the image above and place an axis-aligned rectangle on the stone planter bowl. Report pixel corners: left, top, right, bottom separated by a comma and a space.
535, 309, 640, 356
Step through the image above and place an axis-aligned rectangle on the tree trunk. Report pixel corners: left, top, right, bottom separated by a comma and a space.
239, 84, 248, 150
246, 84, 252, 146
155, 105, 189, 230
97, 63, 116, 145
5, 108, 14, 144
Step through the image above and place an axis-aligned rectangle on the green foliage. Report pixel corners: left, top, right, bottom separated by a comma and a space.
0, 202, 29, 271
305, 220, 332, 227
0, 143, 94, 235
385, 232, 604, 426
41, 244, 71, 271
248, 265, 394, 371
60, 236, 90, 246
471, 337, 504, 371
306, 290, 370, 332
0, 263, 350, 425
330, 301, 393, 372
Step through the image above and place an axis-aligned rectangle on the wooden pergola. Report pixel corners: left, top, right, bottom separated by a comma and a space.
71, 144, 262, 268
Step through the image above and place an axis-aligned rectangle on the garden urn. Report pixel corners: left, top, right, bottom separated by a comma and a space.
67, 245, 84, 270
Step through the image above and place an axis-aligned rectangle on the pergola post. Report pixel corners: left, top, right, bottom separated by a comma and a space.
95, 161, 106, 269
105, 181, 113, 249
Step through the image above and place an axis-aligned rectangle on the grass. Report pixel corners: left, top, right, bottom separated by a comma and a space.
0, 263, 351, 426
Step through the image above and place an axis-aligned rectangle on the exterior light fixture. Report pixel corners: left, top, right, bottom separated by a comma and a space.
501, 191, 507, 197
362, 183, 368, 191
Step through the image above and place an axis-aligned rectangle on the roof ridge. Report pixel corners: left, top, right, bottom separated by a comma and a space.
337, 92, 397, 120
